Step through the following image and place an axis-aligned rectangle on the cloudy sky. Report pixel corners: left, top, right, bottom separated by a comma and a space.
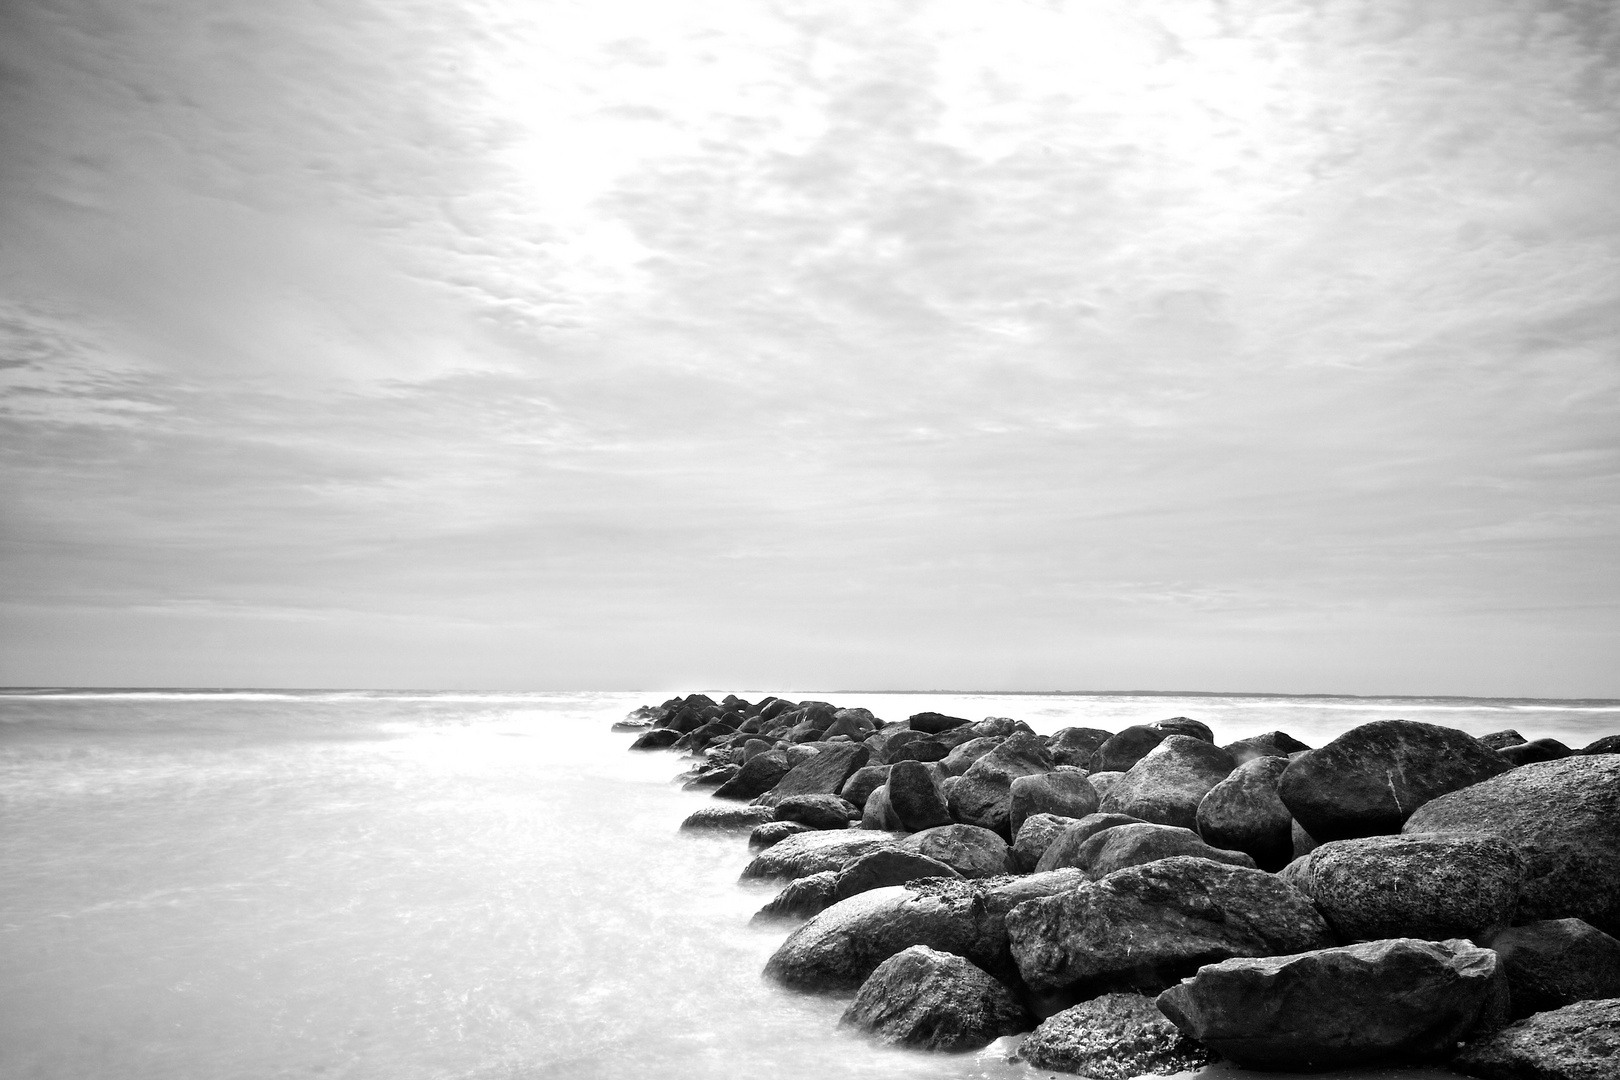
2, 0, 1617, 695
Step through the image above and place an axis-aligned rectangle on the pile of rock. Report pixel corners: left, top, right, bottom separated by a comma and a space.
628, 693, 1620, 1078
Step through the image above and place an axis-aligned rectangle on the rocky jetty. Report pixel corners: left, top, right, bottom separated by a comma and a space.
619, 692, 1620, 1068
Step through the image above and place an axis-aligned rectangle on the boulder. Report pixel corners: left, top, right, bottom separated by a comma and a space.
1099, 736, 1236, 831
1087, 771, 1125, 801
1009, 770, 1100, 837
1281, 833, 1525, 942
740, 830, 906, 881
839, 764, 891, 810
1068, 822, 1256, 879
1011, 813, 1081, 874
840, 946, 1030, 1051
886, 759, 954, 832
1046, 726, 1114, 768
1479, 729, 1528, 750
1223, 730, 1311, 764
1156, 937, 1505, 1070
1007, 855, 1333, 996
774, 793, 857, 831
1485, 919, 1620, 1019
1402, 755, 1620, 935
1584, 734, 1620, 755
889, 739, 949, 764
947, 732, 1057, 838
670, 720, 733, 753
770, 742, 870, 800
712, 749, 793, 800
832, 849, 963, 902
874, 728, 939, 764
629, 727, 682, 750
860, 785, 902, 831
900, 824, 1013, 879
1498, 738, 1574, 767
1276, 720, 1513, 841
940, 736, 1004, 777
1090, 725, 1170, 773
823, 708, 878, 742
1196, 755, 1295, 871
678, 805, 774, 833
909, 711, 974, 735
1152, 717, 1214, 742
751, 870, 839, 923
970, 716, 1035, 739
1452, 997, 1620, 1080
1032, 813, 1147, 873
1019, 992, 1214, 1079
741, 737, 776, 762
748, 820, 815, 851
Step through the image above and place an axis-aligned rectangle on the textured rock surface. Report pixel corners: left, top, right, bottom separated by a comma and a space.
1453, 997, 1620, 1080
773, 793, 857, 830
1032, 812, 1146, 873
1007, 855, 1333, 995
1499, 738, 1575, 767
1100, 736, 1236, 831
1277, 720, 1512, 841
1281, 832, 1526, 942
1011, 813, 1080, 873
940, 736, 1004, 776
1196, 755, 1295, 871
1072, 822, 1256, 879
678, 804, 775, 832
900, 823, 1013, 879
839, 945, 1030, 1051
1090, 726, 1170, 773
947, 732, 1056, 838
886, 759, 954, 832
839, 765, 891, 812
1009, 770, 1100, 837
751, 870, 838, 923
1403, 755, 1620, 935
1157, 937, 1505, 1070
909, 712, 974, 735
1223, 731, 1311, 764
748, 820, 815, 851
833, 849, 962, 902
740, 830, 905, 881
1047, 726, 1114, 767
713, 749, 794, 800
1486, 920, 1620, 1019
1019, 992, 1214, 1079
771, 742, 871, 800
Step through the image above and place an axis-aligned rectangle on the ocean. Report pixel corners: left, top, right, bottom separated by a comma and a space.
3, 688, 1615, 1080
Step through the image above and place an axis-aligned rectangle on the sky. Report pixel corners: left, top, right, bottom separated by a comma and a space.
1, 0, 1618, 695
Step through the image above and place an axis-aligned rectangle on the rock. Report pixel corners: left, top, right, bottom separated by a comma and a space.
1069, 822, 1256, 879
712, 749, 794, 800
670, 719, 734, 753
1009, 770, 1100, 837
1480, 729, 1528, 750
678, 805, 774, 833
1087, 771, 1124, 801
679, 762, 739, 790
909, 711, 974, 735
774, 793, 857, 830
1007, 855, 1333, 996
1281, 833, 1526, 942
1196, 756, 1295, 871
839, 764, 891, 810
751, 870, 839, 923
1090, 725, 1170, 773
1223, 731, 1311, 764
771, 742, 870, 800
1584, 735, 1620, 755
860, 785, 902, 831
1452, 997, 1620, 1080
886, 759, 954, 831
1011, 813, 1081, 874
900, 824, 1013, 879
629, 727, 682, 750
970, 716, 1035, 739
940, 736, 1004, 777
1402, 755, 1620, 935
862, 725, 917, 764
1152, 717, 1214, 743
1099, 736, 1236, 831
1156, 937, 1505, 1070
1277, 720, 1514, 841
832, 849, 963, 902
889, 739, 949, 764
1019, 992, 1214, 1079
1032, 813, 1148, 873
741, 737, 775, 762
947, 732, 1057, 838
1293, 818, 1320, 859
749, 820, 815, 851
1485, 919, 1620, 1019
839, 946, 1030, 1051
1047, 726, 1114, 768
1499, 738, 1575, 767
740, 830, 906, 881
823, 708, 878, 742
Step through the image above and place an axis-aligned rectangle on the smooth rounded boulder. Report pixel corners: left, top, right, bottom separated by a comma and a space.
1067, 821, 1256, 879
739, 830, 905, 881
1046, 726, 1113, 767
1090, 725, 1170, 773
751, 870, 839, 923
712, 749, 794, 800
946, 732, 1056, 838
886, 759, 954, 832
839, 764, 891, 810
1020, 992, 1213, 1079
1452, 997, 1620, 1080
1498, 738, 1574, 767
1099, 736, 1236, 831
1009, 770, 1100, 837
1223, 730, 1311, 764
899, 823, 1012, 879
1484, 919, 1620, 1019
1196, 755, 1295, 871
774, 793, 857, 830
1402, 755, 1620, 935
1276, 720, 1512, 841
839, 945, 1030, 1051
1280, 832, 1526, 942
1032, 812, 1146, 873
1155, 937, 1505, 1070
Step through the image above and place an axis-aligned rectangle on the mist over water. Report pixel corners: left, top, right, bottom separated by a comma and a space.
3, 689, 1615, 1080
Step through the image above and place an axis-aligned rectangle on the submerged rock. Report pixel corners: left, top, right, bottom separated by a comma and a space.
839, 945, 1030, 1052
1452, 997, 1620, 1080
1019, 992, 1214, 1079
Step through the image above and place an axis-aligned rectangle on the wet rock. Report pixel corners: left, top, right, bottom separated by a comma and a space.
1485, 919, 1620, 1019
1068, 822, 1256, 879
860, 785, 902, 831
1281, 833, 1525, 942
1032, 813, 1147, 873
886, 760, 954, 832
1046, 726, 1114, 768
840, 945, 1031, 1051
741, 737, 776, 762
740, 830, 906, 881
947, 732, 1057, 838
629, 727, 682, 750
1452, 997, 1620, 1080
909, 712, 974, 735
771, 742, 870, 800
1152, 717, 1214, 743
1099, 736, 1236, 831
1403, 755, 1620, 935
1277, 720, 1513, 841
940, 736, 1004, 777
1584, 734, 1620, 755
900, 823, 1013, 879
1479, 729, 1528, 751
1009, 770, 1100, 837
832, 849, 962, 902
822, 708, 878, 742
1090, 726, 1170, 773
1087, 771, 1124, 801
712, 749, 793, 800
1293, 818, 1320, 859
1222, 731, 1311, 764
1019, 992, 1214, 1079
774, 793, 858, 831
751, 870, 839, 923
678, 805, 774, 833
670, 720, 734, 753
748, 820, 815, 852
1156, 937, 1505, 1070
889, 739, 949, 764
1196, 756, 1295, 871
680, 762, 740, 790
839, 764, 891, 810
1007, 855, 1333, 997
1499, 738, 1575, 767
1010, 813, 1081, 874
970, 717, 1035, 739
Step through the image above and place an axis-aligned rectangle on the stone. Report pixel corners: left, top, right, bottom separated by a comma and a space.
748, 820, 814, 851
1069, 822, 1256, 879
770, 742, 870, 800
1156, 937, 1505, 1071
680, 762, 740, 790
1499, 738, 1575, 767
1087, 771, 1124, 801
773, 793, 857, 830
970, 717, 1035, 739
1281, 832, 1526, 942
1584, 735, 1620, 755
822, 708, 877, 742
629, 727, 682, 750
751, 870, 839, 923
1009, 770, 1100, 837
1010, 813, 1081, 874
832, 849, 963, 902
909, 711, 974, 735
900, 824, 1013, 879
940, 736, 1004, 777
1032, 813, 1147, 873
678, 805, 774, 833
712, 749, 793, 800
1453, 998, 1620, 1080
1402, 756, 1620, 936
860, 785, 902, 831
1007, 855, 1333, 996
839, 945, 1031, 1051
1485, 919, 1620, 1019
1019, 992, 1214, 1079
1099, 736, 1236, 831
1479, 729, 1528, 750
1090, 725, 1170, 773
741, 737, 775, 762
1152, 717, 1214, 743
889, 739, 949, 764
947, 732, 1057, 838
1196, 755, 1295, 871
1277, 720, 1513, 841
1046, 726, 1114, 767
839, 764, 891, 810
739, 830, 906, 881
886, 759, 954, 832
1222, 730, 1312, 764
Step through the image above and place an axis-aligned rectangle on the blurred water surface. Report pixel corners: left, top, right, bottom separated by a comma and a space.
3, 688, 1615, 1080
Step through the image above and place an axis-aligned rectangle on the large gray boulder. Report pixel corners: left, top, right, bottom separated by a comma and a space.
678, 804, 774, 833
1019, 992, 1213, 1079
751, 870, 839, 923
1403, 755, 1620, 936
1099, 736, 1235, 831
839, 945, 1030, 1051
770, 742, 871, 800
1485, 919, 1620, 1019
886, 759, 954, 832
940, 736, 1004, 777
1223, 730, 1311, 764
1007, 856, 1334, 996
739, 830, 906, 881
839, 764, 891, 811
1156, 937, 1505, 1070
1277, 720, 1513, 841
1032, 813, 1146, 873
748, 820, 814, 851
1046, 726, 1113, 767
1195, 755, 1295, 871
712, 749, 794, 800
773, 793, 857, 830
1281, 833, 1526, 942
899, 823, 1013, 879
1453, 997, 1620, 1080
832, 849, 963, 903
1064, 821, 1256, 879
947, 732, 1056, 838
1010, 813, 1081, 874
1009, 770, 1100, 837
908, 711, 974, 735
1090, 725, 1170, 773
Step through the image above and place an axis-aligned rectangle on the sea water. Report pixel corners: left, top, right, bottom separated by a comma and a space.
2, 688, 1615, 1080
